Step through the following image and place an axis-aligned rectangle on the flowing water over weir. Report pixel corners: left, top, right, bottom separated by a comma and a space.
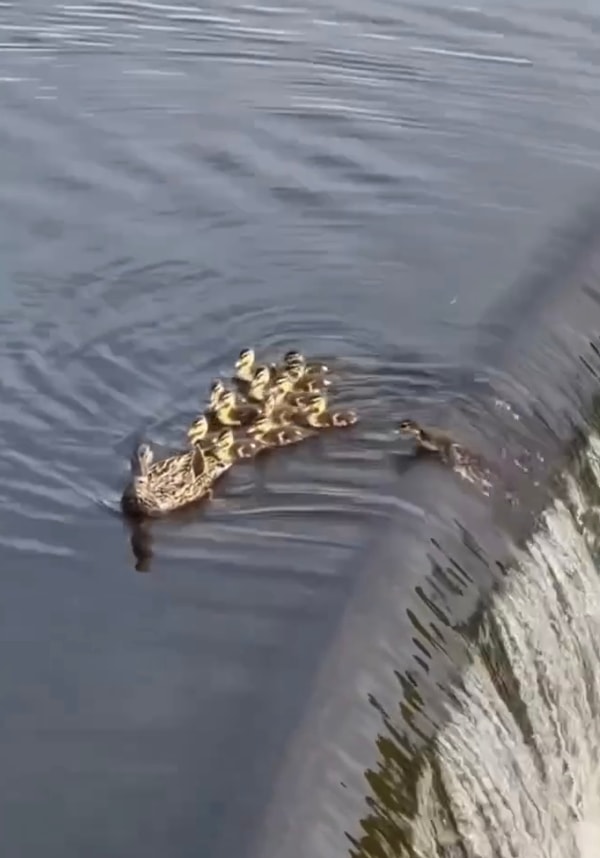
252, 219, 600, 858
418, 486, 600, 858
351, 464, 600, 858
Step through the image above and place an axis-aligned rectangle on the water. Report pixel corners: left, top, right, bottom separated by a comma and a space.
2, 1, 600, 856
338, 435, 600, 858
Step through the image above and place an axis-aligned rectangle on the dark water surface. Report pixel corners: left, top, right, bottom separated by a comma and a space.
1, 1, 600, 856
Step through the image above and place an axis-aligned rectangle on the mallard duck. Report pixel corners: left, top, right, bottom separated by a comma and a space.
397, 419, 461, 462
247, 414, 312, 448
121, 430, 233, 517
213, 390, 261, 427
297, 393, 357, 429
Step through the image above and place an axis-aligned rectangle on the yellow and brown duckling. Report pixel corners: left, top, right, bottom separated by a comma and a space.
208, 379, 227, 410
268, 374, 296, 405
186, 413, 239, 456
247, 414, 312, 448
261, 390, 301, 426
186, 414, 213, 448
397, 419, 491, 489
213, 389, 261, 427
236, 347, 328, 386
276, 363, 328, 399
193, 427, 241, 471
194, 380, 230, 432
282, 350, 329, 379
245, 365, 273, 403
267, 372, 324, 409
296, 393, 357, 429
233, 348, 258, 384
211, 427, 260, 461
397, 419, 461, 463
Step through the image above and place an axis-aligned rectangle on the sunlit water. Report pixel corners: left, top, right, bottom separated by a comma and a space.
2, 0, 600, 856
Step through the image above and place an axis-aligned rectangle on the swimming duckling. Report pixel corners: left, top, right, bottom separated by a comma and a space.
283, 350, 329, 380
186, 414, 222, 450
277, 362, 329, 396
268, 372, 323, 406
397, 419, 460, 462
247, 414, 312, 448
213, 390, 261, 427
298, 393, 357, 429
234, 348, 257, 384
211, 427, 259, 461
192, 426, 241, 473
202, 380, 232, 431
246, 365, 273, 403
269, 374, 295, 404
261, 390, 300, 426
208, 379, 227, 411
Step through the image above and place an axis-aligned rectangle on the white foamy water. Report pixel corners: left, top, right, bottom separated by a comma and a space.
411, 435, 600, 858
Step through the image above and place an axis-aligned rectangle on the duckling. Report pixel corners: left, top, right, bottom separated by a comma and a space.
207, 379, 227, 410
270, 374, 294, 403
397, 419, 460, 463
211, 427, 259, 461
233, 348, 257, 384
213, 390, 261, 427
283, 350, 330, 380
246, 365, 273, 403
247, 414, 312, 448
191, 427, 237, 474
186, 414, 221, 450
276, 362, 329, 397
271, 372, 323, 408
298, 393, 357, 429
200, 380, 231, 431
262, 390, 300, 426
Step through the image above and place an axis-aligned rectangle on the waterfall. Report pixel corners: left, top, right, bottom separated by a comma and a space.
252, 206, 600, 858
411, 437, 600, 858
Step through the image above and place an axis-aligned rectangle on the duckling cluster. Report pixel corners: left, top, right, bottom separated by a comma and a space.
122, 349, 357, 517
